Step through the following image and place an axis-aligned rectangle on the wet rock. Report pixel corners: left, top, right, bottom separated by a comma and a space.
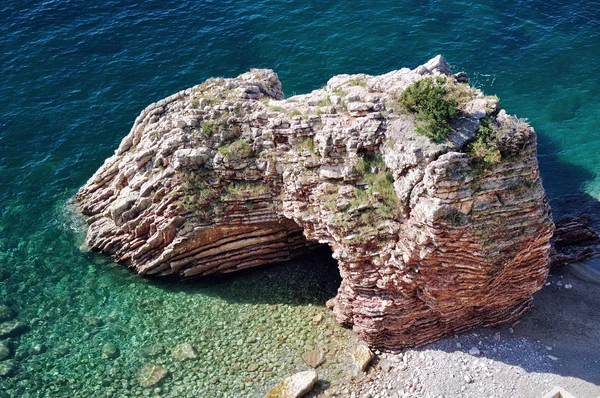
0, 305, 15, 323
301, 349, 324, 368
468, 347, 480, 356
352, 345, 374, 372
30, 343, 46, 355
0, 360, 16, 377
141, 343, 164, 358
550, 216, 600, 269
0, 341, 10, 360
0, 320, 27, 338
171, 343, 197, 361
137, 363, 169, 387
265, 370, 318, 398
102, 343, 119, 359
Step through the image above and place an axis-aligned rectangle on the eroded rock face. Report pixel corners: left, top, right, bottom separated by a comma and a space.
77, 56, 554, 349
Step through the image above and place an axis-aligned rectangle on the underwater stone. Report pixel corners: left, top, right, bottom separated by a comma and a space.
77, 57, 554, 350
0, 305, 15, 323
0, 341, 10, 360
301, 349, 324, 369
30, 343, 46, 355
137, 363, 169, 388
171, 343, 197, 361
101, 343, 120, 359
0, 320, 27, 339
0, 360, 16, 377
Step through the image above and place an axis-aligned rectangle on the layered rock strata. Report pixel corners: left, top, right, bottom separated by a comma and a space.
77, 56, 554, 349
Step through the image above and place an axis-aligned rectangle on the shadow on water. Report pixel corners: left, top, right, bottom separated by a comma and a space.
145, 246, 342, 307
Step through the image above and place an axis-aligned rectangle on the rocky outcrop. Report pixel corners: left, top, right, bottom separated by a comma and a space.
77, 56, 554, 349
549, 216, 599, 269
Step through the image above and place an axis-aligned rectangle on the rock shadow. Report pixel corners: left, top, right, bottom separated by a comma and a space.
148, 246, 342, 307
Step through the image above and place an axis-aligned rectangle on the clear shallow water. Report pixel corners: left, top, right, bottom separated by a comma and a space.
0, 0, 599, 396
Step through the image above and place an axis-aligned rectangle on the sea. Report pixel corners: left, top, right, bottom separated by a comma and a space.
0, 1, 598, 397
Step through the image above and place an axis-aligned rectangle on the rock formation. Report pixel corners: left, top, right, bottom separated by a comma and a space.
549, 216, 599, 269
77, 56, 554, 349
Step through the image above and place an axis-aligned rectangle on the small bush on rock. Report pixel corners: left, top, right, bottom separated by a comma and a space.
399, 77, 459, 143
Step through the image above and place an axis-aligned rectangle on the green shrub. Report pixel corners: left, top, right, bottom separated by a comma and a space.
354, 153, 399, 207
399, 77, 459, 143
228, 140, 253, 158
467, 117, 501, 166
199, 121, 220, 138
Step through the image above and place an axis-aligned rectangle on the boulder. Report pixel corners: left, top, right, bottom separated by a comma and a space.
352, 345, 374, 372
137, 363, 169, 388
0, 320, 27, 339
171, 343, 197, 361
0, 305, 15, 323
264, 370, 318, 398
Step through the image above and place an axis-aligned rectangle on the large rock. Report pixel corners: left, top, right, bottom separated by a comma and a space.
0, 305, 15, 323
76, 57, 554, 349
265, 370, 318, 398
0, 320, 27, 339
137, 363, 169, 387
171, 343, 197, 361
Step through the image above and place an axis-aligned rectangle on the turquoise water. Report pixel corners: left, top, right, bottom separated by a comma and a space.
0, 0, 599, 396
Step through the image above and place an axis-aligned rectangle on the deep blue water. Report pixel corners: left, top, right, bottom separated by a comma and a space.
0, 0, 599, 396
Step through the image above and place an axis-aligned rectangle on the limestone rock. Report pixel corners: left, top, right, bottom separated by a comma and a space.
265, 370, 318, 398
171, 342, 197, 361
352, 345, 374, 372
76, 57, 554, 349
0, 320, 27, 338
137, 363, 169, 387
301, 349, 324, 368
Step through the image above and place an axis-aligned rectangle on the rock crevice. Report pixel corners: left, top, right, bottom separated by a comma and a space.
77, 56, 554, 349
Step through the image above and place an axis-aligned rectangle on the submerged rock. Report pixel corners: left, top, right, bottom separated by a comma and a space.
137, 363, 169, 388
101, 343, 119, 359
0, 305, 15, 323
0, 341, 10, 360
0, 320, 27, 339
171, 342, 197, 361
265, 370, 318, 398
301, 349, 324, 368
0, 360, 16, 377
77, 56, 554, 349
